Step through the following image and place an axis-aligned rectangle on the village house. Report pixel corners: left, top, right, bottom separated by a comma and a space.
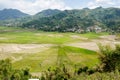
87, 25, 102, 33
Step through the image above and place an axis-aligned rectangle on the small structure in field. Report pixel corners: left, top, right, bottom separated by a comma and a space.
87, 25, 102, 33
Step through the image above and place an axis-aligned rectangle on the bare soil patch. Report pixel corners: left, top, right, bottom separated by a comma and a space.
99, 35, 116, 41
0, 44, 53, 59
67, 42, 99, 51
67, 35, 120, 51
48, 34, 63, 37
70, 35, 88, 40
0, 44, 53, 54
0, 37, 8, 40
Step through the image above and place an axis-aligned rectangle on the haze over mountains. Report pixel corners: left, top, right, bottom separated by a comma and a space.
0, 7, 120, 33
0, 9, 29, 20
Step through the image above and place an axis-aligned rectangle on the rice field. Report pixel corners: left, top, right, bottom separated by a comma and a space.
0, 26, 117, 73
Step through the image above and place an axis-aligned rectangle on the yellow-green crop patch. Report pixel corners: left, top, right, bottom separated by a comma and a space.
0, 26, 108, 44
12, 46, 98, 72
0, 26, 108, 72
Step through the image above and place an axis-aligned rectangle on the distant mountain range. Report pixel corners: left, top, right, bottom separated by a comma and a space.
0, 7, 120, 33
0, 9, 29, 20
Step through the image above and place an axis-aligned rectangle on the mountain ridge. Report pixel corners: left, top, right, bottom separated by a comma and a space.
0, 7, 120, 33
21, 7, 120, 33
0, 8, 29, 20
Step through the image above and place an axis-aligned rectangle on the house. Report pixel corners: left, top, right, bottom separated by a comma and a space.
87, 25, 102, 33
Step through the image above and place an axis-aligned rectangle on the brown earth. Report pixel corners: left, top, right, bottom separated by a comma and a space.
67, 35, 120, 51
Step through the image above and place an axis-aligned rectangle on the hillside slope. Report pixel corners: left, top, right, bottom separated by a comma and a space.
22, 7, 120, 33
0, 9, 29, 20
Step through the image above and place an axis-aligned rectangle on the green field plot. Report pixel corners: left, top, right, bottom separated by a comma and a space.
11, 45, 98, 72
0, 26, 109, 73
0, 26, 108, 44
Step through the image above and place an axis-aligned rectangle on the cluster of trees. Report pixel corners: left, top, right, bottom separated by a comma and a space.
0, 59, 30, 80
98, 45, 120, 72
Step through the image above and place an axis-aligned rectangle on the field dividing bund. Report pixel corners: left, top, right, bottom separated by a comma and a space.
57, 46, 73, 67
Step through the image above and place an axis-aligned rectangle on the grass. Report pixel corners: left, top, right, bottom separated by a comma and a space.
57, 46, 73, 66
116, 33, 120, 40
12, 48, 58, 72
0, 26, 107, 72
78, 32, 109, 39
12, 46, 98, 72
0, 30, 78, 44
0, 26, 108, 44
62, 46, 99, 67
63, 46, 96, 54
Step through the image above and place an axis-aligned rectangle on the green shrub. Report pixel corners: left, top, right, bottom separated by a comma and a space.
0, 59, 31, 80
98, 45, 120, 72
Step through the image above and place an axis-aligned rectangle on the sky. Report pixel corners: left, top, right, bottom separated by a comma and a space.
0, 0, 120, 15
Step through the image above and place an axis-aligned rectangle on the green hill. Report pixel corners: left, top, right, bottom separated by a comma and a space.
0, 9, 29, 20
22, 7, 120, 33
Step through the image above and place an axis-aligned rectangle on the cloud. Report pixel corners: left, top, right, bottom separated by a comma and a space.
1, 0, 120, 14
87, 0, 116, 9
0, 0, 71, 15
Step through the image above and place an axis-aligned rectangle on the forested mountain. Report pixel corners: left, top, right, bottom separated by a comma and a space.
35, 9, 61, 18
0, 7, 120, 33
0, 9, 29, 20
21, 7, 120, 33
0, 9, 61, 26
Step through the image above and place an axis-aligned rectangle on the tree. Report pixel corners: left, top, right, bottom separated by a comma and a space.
0, 59, 31, 80
98, 45, 120, 72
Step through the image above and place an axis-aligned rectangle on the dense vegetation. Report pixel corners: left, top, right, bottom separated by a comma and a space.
21, 7, 120, 33
99, 45, 120, 72
0, 59, 30, 80
0, 7, 120, 33
35, 9, 61, 18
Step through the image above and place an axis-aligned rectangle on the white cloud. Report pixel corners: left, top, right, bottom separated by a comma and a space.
0, 0, 71, 15
87, 0, 115, 9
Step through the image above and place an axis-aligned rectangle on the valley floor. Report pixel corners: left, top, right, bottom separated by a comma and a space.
0, 26, 120, 75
